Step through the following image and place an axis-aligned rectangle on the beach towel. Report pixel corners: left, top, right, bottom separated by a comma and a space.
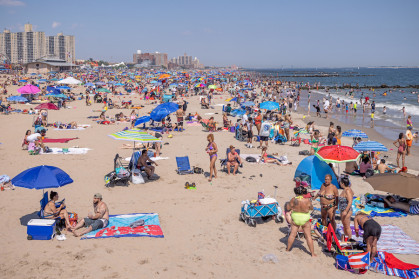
353, 197, 407, 217
54, 125, 90, 131
43, 138, 78, 143
186, 121, 201, 127
81, 213, 164, 240
370, 252, 419, 278
239, 154, 285, 164
124, 156, 169, 162
337, 224, 419, 255
41, 148, 90, 155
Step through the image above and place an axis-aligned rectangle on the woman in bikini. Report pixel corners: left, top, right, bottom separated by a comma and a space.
393, 133, 407, 169
310, 131, 321, 155
283, 114, 292, 141
255, 111, 262, 135
315, 174, 339, 231
260, 147, 287, 165
44, 191, 71, 230
205, 134, 218, 182
339, 175, 354, 240
286, 186, 316, 257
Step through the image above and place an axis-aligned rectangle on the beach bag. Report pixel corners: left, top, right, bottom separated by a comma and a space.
131, 174, 145, 184
246, 156, 257, 163
299, 150, 310, 155
365, 168, 374, 178
68, 212, 78, 226
116, 166, 129, 178
193, 166, 203, 174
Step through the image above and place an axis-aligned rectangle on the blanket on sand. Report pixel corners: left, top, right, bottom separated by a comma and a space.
81, 213, 164, 240
43, 137, 78, 143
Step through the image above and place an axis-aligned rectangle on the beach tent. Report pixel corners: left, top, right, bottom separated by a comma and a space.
57, 77, 81, 85
294, 156, 339, 189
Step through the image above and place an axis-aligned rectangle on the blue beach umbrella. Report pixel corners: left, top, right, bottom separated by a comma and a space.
260, 101, 280, 110
56, 86, 71, 90
353, 141, 388, 152
85, 82, 95, 87
11, 165, 73, 190
241, 101, 255, 107
134, 116, 151, 126
231, 109, 246, 117
342, 129, 368, 138
150, 102, 179, 122
7, 95, 28, 102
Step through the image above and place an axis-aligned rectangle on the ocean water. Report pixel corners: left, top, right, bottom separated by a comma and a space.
252, 68, 419, 146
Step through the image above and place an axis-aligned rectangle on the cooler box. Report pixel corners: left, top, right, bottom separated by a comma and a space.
27, 219, 56, 240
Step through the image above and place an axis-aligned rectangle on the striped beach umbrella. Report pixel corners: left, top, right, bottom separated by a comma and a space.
353, 141, 388, 152
109, 129, 161, 143
342, 129, 368, 138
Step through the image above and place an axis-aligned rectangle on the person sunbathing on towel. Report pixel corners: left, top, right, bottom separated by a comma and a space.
227, 145, 242, 175
44, 191, 71, 230
260, 147, 289, 165
71, 193, 109, 237
137, 150, 158, 180
383, 196, 419, 215
285, 186, 316, 257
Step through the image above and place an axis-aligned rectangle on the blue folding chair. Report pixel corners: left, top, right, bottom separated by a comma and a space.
220, 148, 241, 172
176, 156, 194, 175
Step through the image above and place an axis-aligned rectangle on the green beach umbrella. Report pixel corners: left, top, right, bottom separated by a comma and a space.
109, 129, 161, 143
97, 88, 112, 93
208, 85, 217, 89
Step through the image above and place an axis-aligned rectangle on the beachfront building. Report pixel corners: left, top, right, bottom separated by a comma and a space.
24, 56, 76, 74
133, 50, 168, 68
0, 24, 75, 64
169, 53, 204, 69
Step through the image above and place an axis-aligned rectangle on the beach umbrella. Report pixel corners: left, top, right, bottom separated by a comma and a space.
85, 82, 95, 87
260, 101, 280, 110
57, 77, 81, 85
342, 129, 368, 138
241, 101, 255, 107
231, 109, 246, 117
97, 88, 112, 93
150, 102, 179, 122
353, 141, 388, 152
46, 93, 67, 98
366, 172, 419, 198
35, 103, 59, 110
208, 85, 217, 89
158, 74, 170, 80
50, 78, 59, 81
11, 165, 73, 190
7, 95, 28, 102
315, 145, 360, 164
109, 129, 161, 143
18, 79, 28, 82
134, 116, 151, 127
56, 86, 71, 90
17, 84, 40, 94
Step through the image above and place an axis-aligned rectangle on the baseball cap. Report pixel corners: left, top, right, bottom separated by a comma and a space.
94, 193, 102, 199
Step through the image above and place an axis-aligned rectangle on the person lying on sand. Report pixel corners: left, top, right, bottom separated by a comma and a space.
71, 193, 109, 237
260, 147, 290, 165
383, 196, 419, 215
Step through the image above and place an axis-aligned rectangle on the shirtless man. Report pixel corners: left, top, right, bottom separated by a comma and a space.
286, 186, 316, 257
137, 149, 158, 179
72, 193, 109, 237
377, 159, 394, 173
354, 212, 381, 261
175, 106, 184, 131
383, 196, 419, 215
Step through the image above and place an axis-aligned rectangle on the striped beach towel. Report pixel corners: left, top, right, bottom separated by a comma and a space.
377, 225, 419, 255
370, 252, 419, 278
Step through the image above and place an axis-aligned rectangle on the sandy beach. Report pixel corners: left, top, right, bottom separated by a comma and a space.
0, 76, 418, 279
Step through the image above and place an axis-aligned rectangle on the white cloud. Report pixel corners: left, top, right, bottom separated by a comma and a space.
52, 21, 61, 28
0, 0, 25, 6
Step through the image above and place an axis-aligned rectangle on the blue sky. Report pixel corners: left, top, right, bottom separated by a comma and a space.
0, 0, 418, 68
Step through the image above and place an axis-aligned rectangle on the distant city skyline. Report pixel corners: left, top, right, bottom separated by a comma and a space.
0, 0, 418, 68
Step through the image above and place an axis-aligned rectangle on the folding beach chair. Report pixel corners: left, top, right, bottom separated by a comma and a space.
176, 156, 194, 175
220, 148, 241, 172
38, 191, 66, 228
326, 224, 363, 256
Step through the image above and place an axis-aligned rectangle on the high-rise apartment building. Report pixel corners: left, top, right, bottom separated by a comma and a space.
133, 50, 168, 68
0, 24, 75, 64
170, 53, 204, 69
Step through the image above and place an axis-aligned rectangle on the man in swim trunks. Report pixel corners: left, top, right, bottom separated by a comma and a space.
175, 106, 184, 131
137, 149, 158, 179
72, 193, 109, 237
383, 195, 419, 215
286, 186, 316, 257
354, 212, 381, 261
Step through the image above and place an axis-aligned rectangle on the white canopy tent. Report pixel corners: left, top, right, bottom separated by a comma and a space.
57, 77, 82, 85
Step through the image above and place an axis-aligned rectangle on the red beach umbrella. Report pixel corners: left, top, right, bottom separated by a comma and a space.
35, 103, 59, 110
315, 145, 360, 163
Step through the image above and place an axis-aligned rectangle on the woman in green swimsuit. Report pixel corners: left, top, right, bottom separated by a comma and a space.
286, 186, 316, 257
310, 131, 321, 155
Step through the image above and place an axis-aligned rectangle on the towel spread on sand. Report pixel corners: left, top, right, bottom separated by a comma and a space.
370, 252, 419, 278
124, 156, 169, 162
352, 197, 407, 217
187, 122, 201, 127
336, 224, 419, 255
81, 213, 164, 240
54, 125, 90, 131
41, 148, 90, 155
42, 138, 78, 143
